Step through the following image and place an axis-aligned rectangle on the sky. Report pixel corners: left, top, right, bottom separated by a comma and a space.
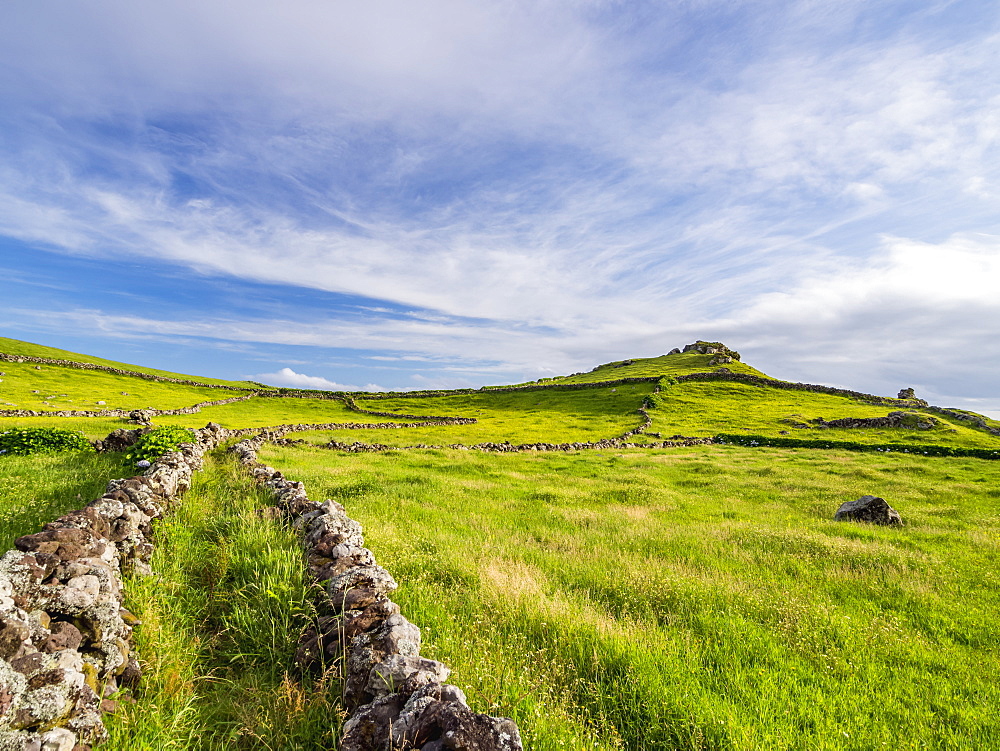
1, 0, 998, 416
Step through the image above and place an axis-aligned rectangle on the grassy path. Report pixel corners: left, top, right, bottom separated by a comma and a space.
103, 451, 342, 750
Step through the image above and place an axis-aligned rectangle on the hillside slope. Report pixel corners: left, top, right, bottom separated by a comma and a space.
0, 336, 264, 389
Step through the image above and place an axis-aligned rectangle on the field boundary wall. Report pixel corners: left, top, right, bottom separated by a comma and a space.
228, 437, 523, 750
0, 423, 227, 749
0, 352, 257, 392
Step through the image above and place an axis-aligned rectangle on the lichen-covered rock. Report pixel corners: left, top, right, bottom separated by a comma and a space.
834, 496, 903, 526
327, 565, 398, 612
0, 424, 225, 746
229, 436, 522, 750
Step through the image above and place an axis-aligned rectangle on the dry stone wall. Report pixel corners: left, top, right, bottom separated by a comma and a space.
0, 423, 227, 750
0, 397, 252, 421
673, 371, 922, 407
0, 353, 257, 392
228, 437, 523, 751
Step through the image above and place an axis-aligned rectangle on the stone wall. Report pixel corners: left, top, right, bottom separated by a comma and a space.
674, 371, 923, 407
0, 353, 257, 392
924, 407, 1000, 436
0, 396, 253, 421
0, 423, 227, 749
230, 417, 478, 439
809, 412, 937, 430
228, 438, 523, 751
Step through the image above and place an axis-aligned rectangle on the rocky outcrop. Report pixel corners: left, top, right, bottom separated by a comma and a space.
228, 438, 522, 751
0, 423, 227, 749
924, 407, 1000, 436
809, 412, 938, 430
681, 341, 741, 361
834, 496, 903, 526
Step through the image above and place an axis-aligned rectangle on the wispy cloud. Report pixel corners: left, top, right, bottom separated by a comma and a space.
1, 1, 998, 412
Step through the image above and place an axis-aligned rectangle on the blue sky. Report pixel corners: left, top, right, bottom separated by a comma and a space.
1, 0, 998, 416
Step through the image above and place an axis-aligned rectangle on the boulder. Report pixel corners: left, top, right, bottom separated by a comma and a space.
834, 496, 902, 526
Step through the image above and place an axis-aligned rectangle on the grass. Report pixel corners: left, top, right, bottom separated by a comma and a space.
544, 351, 767, 384
0, 336, 264, 389
156, 396, 408, 431
0, 450, 131, 549
259, 442, 1000, 750
103, 452, 342, 750
640, 381, 1000, 449
288, 385, 654, 446
3, 338, 999, 750
0, 359, 247, 412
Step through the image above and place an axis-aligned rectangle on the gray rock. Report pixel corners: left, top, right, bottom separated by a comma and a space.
834, 496, 903, 526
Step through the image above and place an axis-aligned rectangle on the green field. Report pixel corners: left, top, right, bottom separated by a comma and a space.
1, 340, 998, 750
0, 336, 264, 389
0, 450, 131, 549
641, 381, 1000, 449
290, 385, 654, 447
157, 395, 409, 431
0, 358, 247, 411
543, 350, 767, 385
260, 443, 1000, 750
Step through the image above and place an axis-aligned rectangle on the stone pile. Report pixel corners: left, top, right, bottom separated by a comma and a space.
0, 423, 227, 749
228, 437, 522, 751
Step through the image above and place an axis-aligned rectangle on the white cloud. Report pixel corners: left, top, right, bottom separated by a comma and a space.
252, 367, 356, 391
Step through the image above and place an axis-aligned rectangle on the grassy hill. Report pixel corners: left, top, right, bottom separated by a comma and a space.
1, 339, 998, 749
0, 336, 266, 389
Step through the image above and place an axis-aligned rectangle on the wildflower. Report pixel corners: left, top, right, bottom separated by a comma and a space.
136, 459, 152, 468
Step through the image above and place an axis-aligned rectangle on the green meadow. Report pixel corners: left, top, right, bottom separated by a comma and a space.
292, 385, 654, 447
0, 336, 263, 389
260, 443, 1000, 750
1, 338, 999, 749
543, 351, 767, 384
640, 381, 999, 449
0, 359, 246, 412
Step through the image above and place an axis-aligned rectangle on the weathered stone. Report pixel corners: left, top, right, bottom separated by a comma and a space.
339, 693, 407, 751
834, 496, 903, 526
396, 691, 523, 750
366, 654, 450, 697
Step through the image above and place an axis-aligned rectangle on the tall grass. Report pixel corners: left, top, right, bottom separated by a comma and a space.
0, 450, 130, 549
104, 453, 342, 750
261, 443, 1000, 750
